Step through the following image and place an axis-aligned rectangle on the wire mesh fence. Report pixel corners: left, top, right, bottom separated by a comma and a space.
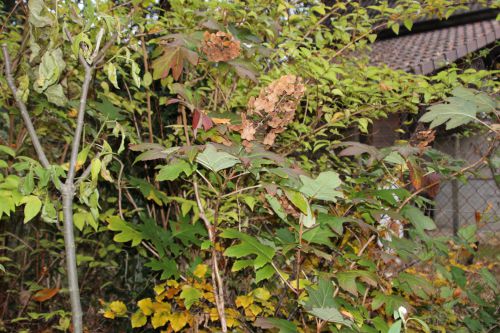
431, 134, 499, 245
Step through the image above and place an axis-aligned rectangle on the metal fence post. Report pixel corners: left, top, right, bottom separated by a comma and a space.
452, 134, 460, 235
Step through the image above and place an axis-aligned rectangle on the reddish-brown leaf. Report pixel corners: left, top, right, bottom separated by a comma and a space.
201, 114, 213, 131
422, 172, 440, 198
170, 48, 184, 81
407, 160, 423, 190
192, 109, 201, 130
474, 211, 482, 224
33, 288, 59, 302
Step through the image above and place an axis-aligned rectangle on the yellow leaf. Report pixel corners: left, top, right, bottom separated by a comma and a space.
151, 311, 169, 329
331, 112, 344, 122
196, 281, 213, 291
103, 310, 115, 319
252, 288, 271, 301
138, 298, 154, 316
68, 108, 78, 118
290, 279, 310, 290
248, 303, 262, 316
204, 291, 215, 303
235, 295, 254, 309
147, 190, 163, 206
225, 308, 240, 328
154, 283, 167, 296
209, 308, 219, 321
193, 264, 208, 278
131, 310, 147, 328
214, 242, 223, 252
212, 117, 231, 125
109, 301, 127, 316
152, 301, 172, 314
340, 309, 354, 321
167, 280, 180, 288
168, 312, 188, 332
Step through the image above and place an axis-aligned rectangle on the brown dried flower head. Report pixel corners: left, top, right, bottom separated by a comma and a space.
241, 75, 305, 146
412, 129, 436, 149
201, 31, 241, 62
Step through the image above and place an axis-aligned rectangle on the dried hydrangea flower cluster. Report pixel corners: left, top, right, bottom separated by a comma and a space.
239, 75, 305, 147
201, 31, 241, 62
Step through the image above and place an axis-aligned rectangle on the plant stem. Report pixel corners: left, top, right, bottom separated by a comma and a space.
396, 138, 496, 212
60, 185, 83, 332
193, 180, 227, 332
295, 213, 304, 297
58, 46, 93, 333
2, 44, 50, 168
140, 35, 154, 143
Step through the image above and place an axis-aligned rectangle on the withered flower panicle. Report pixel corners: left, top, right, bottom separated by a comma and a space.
239, 75, 305, 147
201, 31, 241, 62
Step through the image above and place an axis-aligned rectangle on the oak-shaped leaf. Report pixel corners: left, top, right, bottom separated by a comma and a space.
371, 291, 410, 315
420, 86, 496, 130
131, 310, 147, 328
107, 216, 143, 246
156, 160, 194, 181
401, 205, 436, 231
145, 258, 179, 280
152, 45, 198, 81
179, 285, 202, 310
337, 141, 382, 166
196, 144, 240, 172
395, 272, 435, 299
336, 270, 378, 296
299, 171, 342, 202
254, 317, 298, 333
304, 279, 352, 326
221, 229, 275, 281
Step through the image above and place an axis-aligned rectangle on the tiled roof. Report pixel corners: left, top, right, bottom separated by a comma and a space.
369, 19, 500, 74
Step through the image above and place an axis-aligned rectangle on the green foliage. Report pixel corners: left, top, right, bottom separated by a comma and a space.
221, 229, 275, 282
0, 0, 498, 332
420, 86, 497, 130
304, 279, 352, 325
196, 144, 241, 172
299, 171, 342, 202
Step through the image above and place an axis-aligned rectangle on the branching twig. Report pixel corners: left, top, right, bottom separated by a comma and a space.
349, 235, 376, 270
140, 35, 154, 143
396, 139, 497, 212
193, 180, 227, 333
5, 27, 118, 333
220, 184, 262, 198
271, 262, 298, 294
2, 44, 50, 168
295, 213, 304, 296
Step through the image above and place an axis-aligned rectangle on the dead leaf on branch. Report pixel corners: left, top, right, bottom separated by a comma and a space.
240, 113, 256, 141
152, 37, 199, 81
410, 126, 436, 150
422, 172, 440, 199
33, 287, 60, 302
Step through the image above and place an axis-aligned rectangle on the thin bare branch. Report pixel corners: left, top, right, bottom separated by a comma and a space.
90, 28, 105, 62
2, 44, 50, 168
93, 32, 118, 66
220, 184, 262, 198
193, 180, 228, 333
396, 138, 496, 212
